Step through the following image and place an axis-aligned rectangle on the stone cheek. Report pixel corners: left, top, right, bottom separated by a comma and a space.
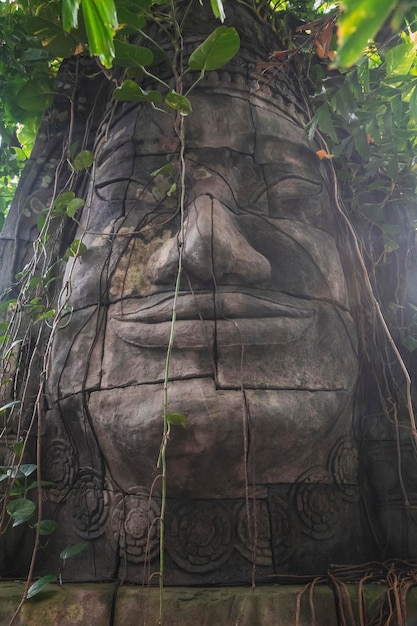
103, 304, 216, 387
109, 230, 173, 300
46, 306, 103, 398
215, 303, 357, 390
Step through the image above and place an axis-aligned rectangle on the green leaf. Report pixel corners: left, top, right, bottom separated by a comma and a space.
67, 240, 87, 258
386, 152, 398, 180
4, 466, 20, 479
89, 0, 117, 28
166, 412, 187, 427
27, 480, 55, 490
357, 57, 370, 93
62, 0, 81, 31
29, 276, 44, 289
167, 182, 177, 196
35, 309, 56, 322
385, 43, 416, 77
352, 126, 370, 161
81, 0, 117, 68
7, 498, 36, 523
27, 16, 80, 58
150, 163, 176, 177
21, 48, 51, 63
390, 93, 403, 126
314, 103, 338, 143
66, 198, 85, 218
114, 39, 153, 68
34, 519, 58, 535
165, 91, 192, 116
12, 439, 24, 458
117, 7, 146, 32
332, 81, 355, 119
16, 78, 55, 113
409, 85, 417, 124
337, 0, 397, 68
113, 80, 162, 103
27, 575, 57, 600
0, 401, 20, 413
0, 298, 16, 312
0, 334, 11, 346
189, 26, 240, 71
37, 216, 46, 231
210, 0, 225, 22
72, 150, 94, 170
19, 464, 37, 477
60, 542, 88, 560
54, 191, 75, 211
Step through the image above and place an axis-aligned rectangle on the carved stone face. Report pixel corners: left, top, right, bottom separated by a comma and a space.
45, 80, 361, 581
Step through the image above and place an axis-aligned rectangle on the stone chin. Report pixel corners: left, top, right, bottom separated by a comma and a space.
88, 379, 356, 499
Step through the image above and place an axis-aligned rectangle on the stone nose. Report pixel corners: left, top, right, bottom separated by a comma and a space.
146, 195, 271, 286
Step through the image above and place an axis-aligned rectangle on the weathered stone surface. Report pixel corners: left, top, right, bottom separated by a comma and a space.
3, 583, 417, 626
114, 585, 338, 626
88, 379, 247, 497
186, 91, 255, 153
46, 306, 104, 397
0, 583, 117, 626
2, 582, 417, 626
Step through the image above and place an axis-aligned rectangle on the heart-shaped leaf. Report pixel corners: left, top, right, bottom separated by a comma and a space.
113, 80, 162, 103
165, 91, 192, 116
114, 39, 153, 68
189, 26, 240, 71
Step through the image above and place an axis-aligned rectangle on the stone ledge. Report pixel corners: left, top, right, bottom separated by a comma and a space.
1, 582, 417, 625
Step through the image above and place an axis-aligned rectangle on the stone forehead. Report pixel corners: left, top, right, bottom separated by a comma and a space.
97, 87, 310, 159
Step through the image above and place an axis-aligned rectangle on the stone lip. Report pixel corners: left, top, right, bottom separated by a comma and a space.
112, 290, 314, 321
111, 291, 314, 349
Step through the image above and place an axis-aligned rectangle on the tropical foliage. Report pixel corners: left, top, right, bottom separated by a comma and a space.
0, 0, 415, 225
0, 0, 415, 228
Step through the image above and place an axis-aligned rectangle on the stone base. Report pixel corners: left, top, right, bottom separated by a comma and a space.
1, 583, 417, 626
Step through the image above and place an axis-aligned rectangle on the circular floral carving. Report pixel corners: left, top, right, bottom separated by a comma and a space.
68, 469, 109, 539
268, 493, 296, 565
167, 501, 233, 573
235, 500, 272, 566
111, 487, 160, 564
43, 438, 77, 503
331, 438, 360, 502
294, 467, 341, 539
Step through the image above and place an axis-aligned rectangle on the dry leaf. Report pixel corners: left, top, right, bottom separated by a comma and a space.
269, 50, 293, 61
316, 149, 334, 160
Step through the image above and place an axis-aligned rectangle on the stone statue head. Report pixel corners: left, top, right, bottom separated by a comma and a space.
2, 0, 396, 584
33, 58, 365, 583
